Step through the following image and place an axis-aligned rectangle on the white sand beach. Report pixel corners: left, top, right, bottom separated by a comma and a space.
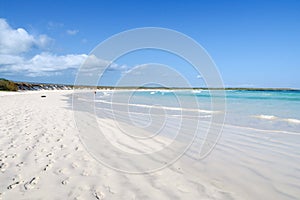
1, 90, 300, 200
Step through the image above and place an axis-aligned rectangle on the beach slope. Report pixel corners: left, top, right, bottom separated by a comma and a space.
0, 91, 299, 199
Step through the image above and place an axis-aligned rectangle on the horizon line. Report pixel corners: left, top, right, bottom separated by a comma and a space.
2, 78, 299, 91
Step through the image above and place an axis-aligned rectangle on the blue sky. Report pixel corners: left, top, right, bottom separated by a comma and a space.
0, 0, 299, 88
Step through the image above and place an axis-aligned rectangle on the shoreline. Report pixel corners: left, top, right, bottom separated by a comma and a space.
0, 90, 299, 199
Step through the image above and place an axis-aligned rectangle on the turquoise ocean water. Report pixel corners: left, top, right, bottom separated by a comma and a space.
95, 90, 300, 133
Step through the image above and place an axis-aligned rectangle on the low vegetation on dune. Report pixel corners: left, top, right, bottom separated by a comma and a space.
0, 78, 18, 91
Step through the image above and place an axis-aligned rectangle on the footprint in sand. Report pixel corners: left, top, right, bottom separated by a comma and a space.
61, 177, 70, 185
93, 191, 105, 200
43, 163, 52, 171
8, 144, 16, 150
7, 181, 20, 190
24, 177, 39, 190
0, 162, 8, 172
25, 146, 32, 150
46, 152, 52, 157
9, 153, 18, 159
71, 162, 79, 169
63, 153, 71, 158
16, 161, 24, 167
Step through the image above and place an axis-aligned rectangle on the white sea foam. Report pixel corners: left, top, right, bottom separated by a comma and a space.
191, 90, 202, 94
254, 115, 300, 124
283, 118, 300, 124
95, 99, 217, 114
254, 115, 278, 120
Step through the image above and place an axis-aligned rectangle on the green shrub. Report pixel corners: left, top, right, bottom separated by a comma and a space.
0, 78, 18, 91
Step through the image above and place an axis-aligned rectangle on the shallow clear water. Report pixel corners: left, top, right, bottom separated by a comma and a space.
95, 90, 300, 133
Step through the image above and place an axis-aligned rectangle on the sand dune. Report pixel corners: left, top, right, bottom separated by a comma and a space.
0, 91, 299, 199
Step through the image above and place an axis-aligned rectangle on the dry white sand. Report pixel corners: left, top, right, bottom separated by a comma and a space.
0, 90, 299, 200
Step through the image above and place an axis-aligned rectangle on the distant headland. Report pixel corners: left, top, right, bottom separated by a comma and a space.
0, 78, 299, 92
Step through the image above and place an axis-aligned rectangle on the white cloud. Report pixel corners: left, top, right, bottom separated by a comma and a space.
36, 34, 52, 48
0, 54, 24, 65
0, 19, 127, 78
0, 53, 87, 76
0, 19, 84, 77
0, 53, 129, 77
78, 54, 129, 77
66, 29, 79, 35
0, 18, 51, 54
